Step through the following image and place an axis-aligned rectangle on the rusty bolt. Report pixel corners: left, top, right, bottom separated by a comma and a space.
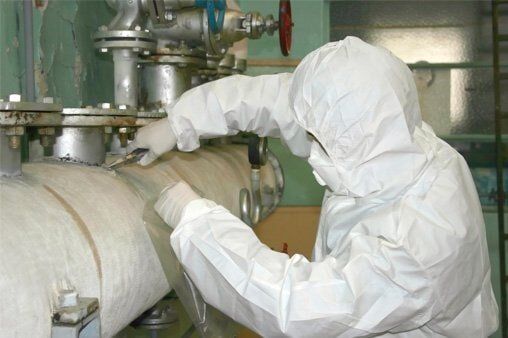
5, 126, 24, 136
40, 135, 55, 148
38, 127, 55, 148
104, 127, 113, 145
118, 133, 128, 147
5, 127, 23, 150
118, 127, 133, 147
38, 127, 55, 136
8, 135, 21, 149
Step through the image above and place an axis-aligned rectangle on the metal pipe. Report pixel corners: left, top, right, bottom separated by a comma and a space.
139, 64, 192, 110
113, 49, 138, 108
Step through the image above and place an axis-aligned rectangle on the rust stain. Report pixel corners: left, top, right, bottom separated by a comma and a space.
43, 185, 103, 285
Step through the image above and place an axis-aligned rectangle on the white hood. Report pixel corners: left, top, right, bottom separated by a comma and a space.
290, 37, 434, 199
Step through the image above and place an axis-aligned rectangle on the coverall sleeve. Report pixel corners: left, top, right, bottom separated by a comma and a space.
168, 73, 311, 158
170, 199, 437, 337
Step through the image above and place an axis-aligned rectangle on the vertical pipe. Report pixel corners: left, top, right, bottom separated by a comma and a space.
22, 0, 35, 163
113, 48, 138, 108
23, 0, 35, 101
492, 1, 506, 336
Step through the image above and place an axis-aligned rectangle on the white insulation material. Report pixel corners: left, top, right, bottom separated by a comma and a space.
0, 145, 276, 338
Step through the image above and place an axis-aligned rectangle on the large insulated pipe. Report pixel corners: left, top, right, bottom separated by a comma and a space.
113, 49, 138, 108
0, 145, 278, 337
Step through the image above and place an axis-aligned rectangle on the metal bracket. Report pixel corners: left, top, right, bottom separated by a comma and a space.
240, 136, 267, 226
51, 291, 100, 338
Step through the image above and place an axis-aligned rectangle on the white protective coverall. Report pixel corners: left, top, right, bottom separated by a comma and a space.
147, 37, 499, 337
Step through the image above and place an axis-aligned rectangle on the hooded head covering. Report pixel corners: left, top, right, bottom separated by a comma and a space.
289, 37, 434, 199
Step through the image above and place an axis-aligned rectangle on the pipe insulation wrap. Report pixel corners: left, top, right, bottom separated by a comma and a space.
0, 145, 277, 337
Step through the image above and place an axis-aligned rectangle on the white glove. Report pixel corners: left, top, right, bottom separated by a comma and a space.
128, 118, 177, 166
154, 181, 201, 228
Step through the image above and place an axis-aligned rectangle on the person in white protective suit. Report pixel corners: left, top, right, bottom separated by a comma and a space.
129, 37, 498, 337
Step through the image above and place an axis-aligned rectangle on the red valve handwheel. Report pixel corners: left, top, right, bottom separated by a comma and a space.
278, 0, 292, 56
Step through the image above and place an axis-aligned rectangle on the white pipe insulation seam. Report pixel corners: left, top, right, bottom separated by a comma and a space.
0, 145, 277, 337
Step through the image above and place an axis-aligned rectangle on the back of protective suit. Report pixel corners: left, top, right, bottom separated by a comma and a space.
292, 38, 499, 337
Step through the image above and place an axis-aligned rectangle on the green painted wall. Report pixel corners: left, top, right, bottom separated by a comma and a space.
0, 0, 114, 106
240, 0, 330, 206
0, 1, 24, 99
33, 0, 114, 106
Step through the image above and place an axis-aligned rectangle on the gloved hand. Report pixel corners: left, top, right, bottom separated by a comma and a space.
154, 181, 201, 228
127, 118, 177, 166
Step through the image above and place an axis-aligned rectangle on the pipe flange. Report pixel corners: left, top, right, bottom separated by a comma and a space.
0, 95, 62, 127
94, 30, 156, 52
62, 107, 138, 117
154, 45, 206, 58
142, 54, 207, 68
60, 106, 139, 127
136, 110, 167, 118
136, 110, 167, 126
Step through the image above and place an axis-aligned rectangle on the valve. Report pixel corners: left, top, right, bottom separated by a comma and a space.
238, 0, 293, 56
278, 0, 293, 56
195, 0, 227, 34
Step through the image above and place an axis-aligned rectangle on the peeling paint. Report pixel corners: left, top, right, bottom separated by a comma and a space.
73, 53, 83, 102
31, 0, 114, 106
35, 66, 48, 98
12, 36, 20, 49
